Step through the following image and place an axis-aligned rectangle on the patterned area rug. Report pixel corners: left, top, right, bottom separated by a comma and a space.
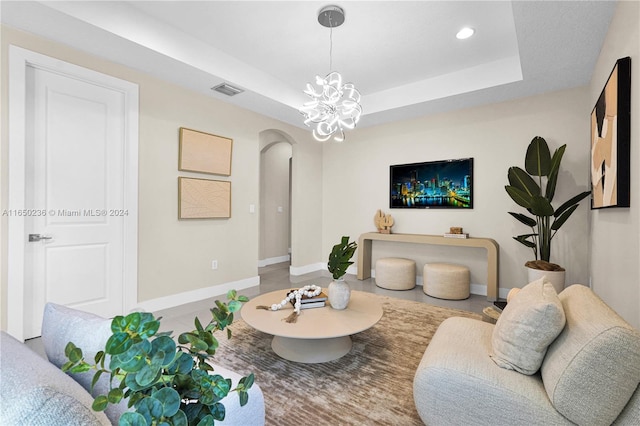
213, 294, 482, 425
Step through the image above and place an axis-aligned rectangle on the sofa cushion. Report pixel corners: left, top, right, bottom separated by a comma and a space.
41, 303, 128, 424
490, 276, 566, 375
541, 284, 640, 425
0, 331, 110, 425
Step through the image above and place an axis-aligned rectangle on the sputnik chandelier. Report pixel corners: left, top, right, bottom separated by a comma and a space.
300, 5, 362, 142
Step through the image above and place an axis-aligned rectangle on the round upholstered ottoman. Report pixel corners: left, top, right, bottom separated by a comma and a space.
375, 258, 416, 290
423, 263, 470, 300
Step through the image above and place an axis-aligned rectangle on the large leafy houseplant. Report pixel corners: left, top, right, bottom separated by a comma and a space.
327, 236, 358, 280
62, 290, 254, 426
505, 136, 590, 270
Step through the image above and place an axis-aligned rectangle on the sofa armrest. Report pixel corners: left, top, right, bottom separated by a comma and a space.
413, 317, 571, 426
0, 331, 110, 425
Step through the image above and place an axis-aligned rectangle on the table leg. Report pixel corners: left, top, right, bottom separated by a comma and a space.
271, 335, 352, 363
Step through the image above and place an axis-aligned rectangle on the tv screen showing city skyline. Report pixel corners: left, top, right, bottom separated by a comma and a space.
390, 158, 473, 209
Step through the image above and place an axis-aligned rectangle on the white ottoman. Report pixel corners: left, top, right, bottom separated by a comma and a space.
423, 263, 470, 300
375, 258, 416, 290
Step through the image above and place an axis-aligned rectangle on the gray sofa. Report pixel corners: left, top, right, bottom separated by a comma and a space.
0, 303, 265, 425
414, 284, 640, 425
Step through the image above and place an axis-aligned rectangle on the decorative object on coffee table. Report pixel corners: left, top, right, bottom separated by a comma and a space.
242, 289, 383, 363
374, 209, 394, 234
327, 236, 357, 310
255, 284, 323, 323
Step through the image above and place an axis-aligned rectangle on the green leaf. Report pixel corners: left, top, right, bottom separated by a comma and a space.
108, 388, 124, 404
545, 144, 566, 201
227, 300, 242, 313
554, 191, 591, 217
195, 316, 204, 333
151, 335, 177, 366
525, 136, 552, 177
67, 347, 83, 363
64, 342, 78, 358
69, 363, 92, 374
505, 186, 532, 209
119, 412, 148, 426
111, 315, 127, 333
152, 387, 181, 417
170, 410, 188, 426
61, 360, 74, 373
92, 395, 109, 412
208, 402, 226, 421
237, 295, 249, 303
239, 390, 249, 407
91, 370, 104, 391
227, 289, 237, 300
136, 397, 163, 425
136, 362, 162, 388
514, 235, 536, 249
551, 204, 580, 230
94, 350, 105, 365
106, 332, 132, 355
195, 415, 216, 426
528, 195, 555, 217
239, 373, 255, 389
507, 167, 541, 197
508, 212, 537, 227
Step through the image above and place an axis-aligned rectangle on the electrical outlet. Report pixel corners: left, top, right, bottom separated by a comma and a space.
211, 260, 218, 270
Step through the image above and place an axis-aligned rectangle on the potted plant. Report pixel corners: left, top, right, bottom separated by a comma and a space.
327, 236, 358, 309
505, 136, 590, 292
62, 290, 255, 426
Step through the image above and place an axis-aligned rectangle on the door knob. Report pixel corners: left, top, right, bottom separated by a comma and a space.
28, 234, 53, 242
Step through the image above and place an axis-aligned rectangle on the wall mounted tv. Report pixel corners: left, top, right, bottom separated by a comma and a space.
390, 158, 473, 209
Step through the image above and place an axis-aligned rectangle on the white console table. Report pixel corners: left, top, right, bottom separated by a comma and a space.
357, 232, 500, 301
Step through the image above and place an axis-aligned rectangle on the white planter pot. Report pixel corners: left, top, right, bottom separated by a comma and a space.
527, 267, 566, 294
328, 278, 350, 310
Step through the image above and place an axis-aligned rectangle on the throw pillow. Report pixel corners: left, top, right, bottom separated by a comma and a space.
41, 303, 129, 424
490, 276, 566, 375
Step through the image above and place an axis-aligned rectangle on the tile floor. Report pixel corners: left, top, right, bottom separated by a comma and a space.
154, 262, 491, 335
26, 262, 493, 356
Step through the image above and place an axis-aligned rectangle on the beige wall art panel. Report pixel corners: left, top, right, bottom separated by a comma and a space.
178, 177, 231, 219
179, 127, 232, 176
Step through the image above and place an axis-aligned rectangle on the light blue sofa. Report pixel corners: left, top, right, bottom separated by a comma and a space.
0, 303, 265, 425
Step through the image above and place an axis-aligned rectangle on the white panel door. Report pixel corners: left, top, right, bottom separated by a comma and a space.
23, 66, 126, 339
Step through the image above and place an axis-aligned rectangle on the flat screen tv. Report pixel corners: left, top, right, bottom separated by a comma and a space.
390, 158, 473, 209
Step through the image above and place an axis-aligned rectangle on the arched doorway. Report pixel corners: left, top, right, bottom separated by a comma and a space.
258, 130, 295, 267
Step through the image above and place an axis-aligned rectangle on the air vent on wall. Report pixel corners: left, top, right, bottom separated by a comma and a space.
211, 83, 244, 96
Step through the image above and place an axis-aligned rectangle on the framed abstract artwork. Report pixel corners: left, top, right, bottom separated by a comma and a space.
591, 56, 631, 209
178, 127, 232, 176
178, 177, 231, 219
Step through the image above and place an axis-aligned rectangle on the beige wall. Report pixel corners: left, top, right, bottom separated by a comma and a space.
322, 87, 591, 299
588, 0, 640, 328
0, 26, 322, 327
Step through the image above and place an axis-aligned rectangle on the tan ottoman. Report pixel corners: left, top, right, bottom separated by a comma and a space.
375, 258, 416, 290
423, 263, 470, 300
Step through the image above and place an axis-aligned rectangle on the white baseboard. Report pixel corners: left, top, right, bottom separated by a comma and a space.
289, 262, 324, 276
133, 276, 260, 313
257, 255, 290, 268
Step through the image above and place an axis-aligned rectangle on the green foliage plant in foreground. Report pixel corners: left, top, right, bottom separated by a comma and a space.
63, 290, 254, 426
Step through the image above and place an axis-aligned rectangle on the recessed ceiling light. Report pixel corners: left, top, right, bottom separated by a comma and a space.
456, 27, 475, 40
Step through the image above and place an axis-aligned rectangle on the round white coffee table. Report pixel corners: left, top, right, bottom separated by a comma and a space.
241, 289, 383, 363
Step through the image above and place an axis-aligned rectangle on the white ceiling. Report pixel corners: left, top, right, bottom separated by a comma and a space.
1, 1, 616, 129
